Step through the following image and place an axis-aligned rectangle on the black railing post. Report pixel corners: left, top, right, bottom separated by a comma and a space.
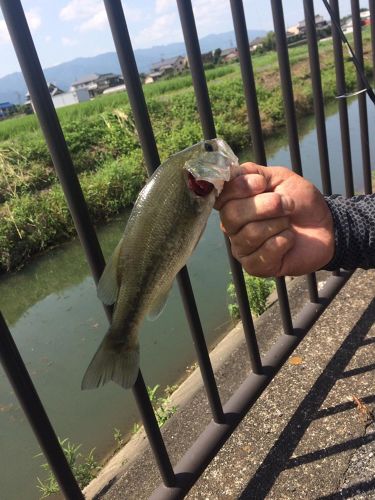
176, 0, 263, 373
330, 0, 354, 198
303, 0, 332, 195
103, 0, 226, 425
271, 0, 319, 304
370, 0, 375, 82
0, 0, 106, 289
1, 0, 176, 488
351, 0, 372, 194
0, 313, 84, 499
230, 0, 294, 337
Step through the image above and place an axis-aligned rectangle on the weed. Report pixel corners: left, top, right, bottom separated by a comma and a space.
132, 422, 141, 435
35, 438, 100, 498
227, 273, 275, 319
147, 384, 178, 427
113, 428, 125, 449
130, 385, 178, 435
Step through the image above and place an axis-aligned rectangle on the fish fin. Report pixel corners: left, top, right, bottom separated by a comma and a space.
97, 238, 123, 305
147, 286, 172, 321
81, 333, 139, 390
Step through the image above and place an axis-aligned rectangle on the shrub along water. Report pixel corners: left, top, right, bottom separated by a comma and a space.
0, 29, 372, 273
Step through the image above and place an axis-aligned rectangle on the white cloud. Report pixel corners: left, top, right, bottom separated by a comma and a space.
60, 0, 102, 22
134, 12, 182, 47
26, 9, 42, 31
45, 35, 52, 43
60, 0, 141, 32
0, 9, 41, 45
79, 9, 108, 32
155, 0, 174, 15
0, 19, 10, 44
62, 36, 78, 46
192, 0, 232, 34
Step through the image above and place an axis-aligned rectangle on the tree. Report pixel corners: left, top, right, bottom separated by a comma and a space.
262, 31, 276, 51
213, 48, 222, 65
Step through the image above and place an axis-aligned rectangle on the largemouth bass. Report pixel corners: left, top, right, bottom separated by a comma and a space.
82, 139, 238, 390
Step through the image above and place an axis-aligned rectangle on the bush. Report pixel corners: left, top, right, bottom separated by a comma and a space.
227, 272, 275, 319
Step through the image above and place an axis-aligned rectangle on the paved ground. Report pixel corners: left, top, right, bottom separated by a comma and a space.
85, 268, 375, 500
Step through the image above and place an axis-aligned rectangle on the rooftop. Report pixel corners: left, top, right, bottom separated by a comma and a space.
71, 73, 117, 86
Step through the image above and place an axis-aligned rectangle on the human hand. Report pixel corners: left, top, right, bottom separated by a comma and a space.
215, 162, 335, 277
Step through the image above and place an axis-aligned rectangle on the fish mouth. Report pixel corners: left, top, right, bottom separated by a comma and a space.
187, 172, 214, 196
184, 138, 239, 196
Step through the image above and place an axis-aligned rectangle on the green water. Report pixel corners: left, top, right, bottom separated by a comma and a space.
0, 211, 232, 499
1, 96, 374, 499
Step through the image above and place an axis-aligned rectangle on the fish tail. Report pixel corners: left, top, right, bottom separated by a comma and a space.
81, 330, 139, 390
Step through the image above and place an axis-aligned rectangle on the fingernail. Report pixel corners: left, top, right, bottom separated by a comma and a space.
281, 196, 294, 214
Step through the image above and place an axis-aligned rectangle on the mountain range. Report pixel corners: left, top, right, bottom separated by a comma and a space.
0, 29, 266, 105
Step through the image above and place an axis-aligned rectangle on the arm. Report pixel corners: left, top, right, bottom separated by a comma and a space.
215, 162, 375, 277
324, 194, 375, 270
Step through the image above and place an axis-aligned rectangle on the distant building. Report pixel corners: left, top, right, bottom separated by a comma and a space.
249, 37, 265, 52
144, 72, 164, 84
221, 48, 239, 62
0, 101, 16, 119
360, 9, 371, 25
287, 14, 330, 44
51, 88, 90, 109
25, 82, 64, 111
297, 14, 329, 34
201, 51, 214, 64
150, 56, 187, 74
103, 84, 127, 95
70, 73, 124, 97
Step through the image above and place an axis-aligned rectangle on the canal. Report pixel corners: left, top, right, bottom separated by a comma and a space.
0, 96, 374, 499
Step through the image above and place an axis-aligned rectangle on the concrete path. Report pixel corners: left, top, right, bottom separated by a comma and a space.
85, 269, 375, 500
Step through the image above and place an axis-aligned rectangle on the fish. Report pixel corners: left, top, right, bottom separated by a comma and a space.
81, 138, 238, 390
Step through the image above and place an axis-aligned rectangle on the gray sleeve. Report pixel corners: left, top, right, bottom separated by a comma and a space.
323, 194, 375, 270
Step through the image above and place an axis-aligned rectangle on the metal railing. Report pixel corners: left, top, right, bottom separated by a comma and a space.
0, 0, 372, 498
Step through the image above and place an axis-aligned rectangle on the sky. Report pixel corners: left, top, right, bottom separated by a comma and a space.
0, 0, 366, 78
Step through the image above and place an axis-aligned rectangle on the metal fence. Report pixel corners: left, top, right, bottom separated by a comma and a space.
0, 0, 373, 498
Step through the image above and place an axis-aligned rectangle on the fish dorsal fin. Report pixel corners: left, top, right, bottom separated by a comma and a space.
147, 286, 172, 321
97, 238, 123, 305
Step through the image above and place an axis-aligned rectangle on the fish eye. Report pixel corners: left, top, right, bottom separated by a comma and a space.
203, 141, 214, 152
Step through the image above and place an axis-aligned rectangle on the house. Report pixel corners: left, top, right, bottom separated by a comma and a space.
360, 9, 371, 26
287, 14, 330, 44
70, 73, 124, 97
201, 51, 214, 64
221, 48, 239, 62
0, 101, 16, 119
25, 82, 64, 111
150, 56, 187, 75
144, 72, 164, 84
102, 84, 126, 95
297, 14, 329, 35
249, 36, 264, 52
286, 30, 305, 46
51, 88, 90, 109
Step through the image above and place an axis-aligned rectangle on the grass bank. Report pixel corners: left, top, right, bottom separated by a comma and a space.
0, 29, 372, 273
